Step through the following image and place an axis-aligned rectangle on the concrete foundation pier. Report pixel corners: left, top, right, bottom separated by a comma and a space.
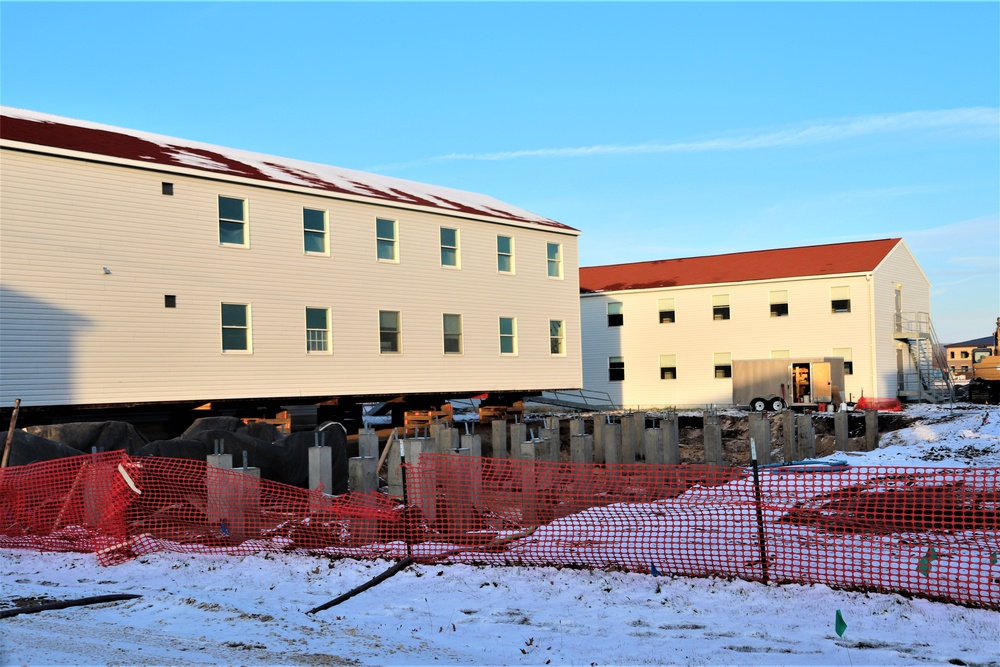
748, 412, 771, 465
571, 433, 594, 464
660, 412, 681, 465
796, 414, 816, 459
834, 410, 849, 451
703, 414, 724, 465
492, 419, 508, 458
864, 410, 879, 451
603, 422, 623, 465
643, 428, 664, 465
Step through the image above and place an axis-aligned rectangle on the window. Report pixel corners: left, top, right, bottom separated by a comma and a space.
547, 243, 563, 278
164, 295, 176, 308
376, 218, 398, 262
221, 303, 251, 352
607, 302, 623, 327
499, 317, 517, 355
659, 354, 677, 380
304, 208, 328, 254
440, 228, 459, 268
769, 290, 789, 317
379, 310, 401, 353
833, 347, 853, 375
219, 196, 247, 246
658, 298, 675, 324
609, 356, 625, 382
950, 351, 955, 359
961, 365, 969, 373
771, 350, 789, 359
443, 314, 462, 354
831, 286, 851, 313
306, 307, 331, 353
714, 352, 732, 378
960, 351, 970, 359
550, 319, 565, 355
712, 294, 730, 320
497, 235, 514, 273
162, 182, 173, 196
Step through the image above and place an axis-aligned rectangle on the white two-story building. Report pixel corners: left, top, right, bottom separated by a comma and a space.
579, 239, 949, 409
0, 107, 582, 427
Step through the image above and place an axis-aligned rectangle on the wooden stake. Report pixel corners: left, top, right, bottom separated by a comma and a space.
1, 398, 21, 468
376, 428, 397, 472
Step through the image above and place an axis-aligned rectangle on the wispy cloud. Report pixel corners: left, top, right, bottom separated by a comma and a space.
374, 108, 998, 170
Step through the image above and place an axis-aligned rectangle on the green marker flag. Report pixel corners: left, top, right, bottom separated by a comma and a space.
835, 610, 847, 637
917, 546, 941, 577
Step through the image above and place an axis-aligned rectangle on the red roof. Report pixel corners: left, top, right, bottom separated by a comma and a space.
580, 239, 902, 293
1, 107, 574, 231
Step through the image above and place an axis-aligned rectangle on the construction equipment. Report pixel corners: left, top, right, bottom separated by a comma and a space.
968, 317, 1000, 404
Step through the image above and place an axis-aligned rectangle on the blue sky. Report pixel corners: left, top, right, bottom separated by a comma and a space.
2, 1, 997, 344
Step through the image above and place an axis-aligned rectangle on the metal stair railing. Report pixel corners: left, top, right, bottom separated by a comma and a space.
528, 389, 618, 412
896, 312, 955, 404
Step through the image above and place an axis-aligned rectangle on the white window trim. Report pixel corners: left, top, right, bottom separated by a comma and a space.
549, 319, 566, 356
379, 310, 402, 354
376, 218, 399, 263
443, 313, 463, 355
547, 242, 563, 280
440, 227, 461, 269
497, 235, 515, 274
221, 302, 252, 354
303, 208, 329, 256
499, 316, 518, 355
305, 307, 332, 354
219, 195, 249, 248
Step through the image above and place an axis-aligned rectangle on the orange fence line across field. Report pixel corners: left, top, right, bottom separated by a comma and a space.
1, 451, 997, 610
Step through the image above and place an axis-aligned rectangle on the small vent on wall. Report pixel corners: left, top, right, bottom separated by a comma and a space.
162, 182, 174, 195
165, 295, 177, 308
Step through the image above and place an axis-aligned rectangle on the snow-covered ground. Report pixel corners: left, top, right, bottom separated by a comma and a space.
3, 404, 999, 666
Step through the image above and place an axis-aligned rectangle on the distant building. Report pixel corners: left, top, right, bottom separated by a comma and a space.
944, 336, 995, 380
579, 239, 950, 409
0, 107, 582, 426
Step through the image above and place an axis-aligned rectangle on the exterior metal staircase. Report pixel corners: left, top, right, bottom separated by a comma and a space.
894, 312, 955, 403
527, 389, 618, 412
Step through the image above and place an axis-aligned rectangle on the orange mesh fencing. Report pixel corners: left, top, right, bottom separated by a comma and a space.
1, 452, 997, 609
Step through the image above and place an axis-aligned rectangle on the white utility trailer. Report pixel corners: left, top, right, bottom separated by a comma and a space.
732, 357, 846, 411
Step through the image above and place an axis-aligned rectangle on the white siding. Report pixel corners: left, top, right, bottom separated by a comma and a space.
870, 241, 932, 399
0, 148, 581, 407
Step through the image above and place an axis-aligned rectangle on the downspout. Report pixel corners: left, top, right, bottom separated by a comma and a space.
867, 273, 877, 399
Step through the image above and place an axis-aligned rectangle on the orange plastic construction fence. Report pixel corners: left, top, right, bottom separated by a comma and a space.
1, 451, 997, 609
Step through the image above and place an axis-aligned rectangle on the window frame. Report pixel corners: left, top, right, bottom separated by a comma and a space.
443, 313, 463, 355
497, 235, 515, 274
608, 356, 625, 382
659, 354, 677, 380
305, 307, 331, 354
221, 302, 252, 353
376, 218, 398, 263
549, 319, 566, 355
607, 302, 624, 327
712, 294, 731, 321
833, 347, 854, 375
658, 297, 675, 324
713, 352, 732, 378
303, 208, 329, 256
499, 316, 518, 355
546, 242, 563, 279
831, 286, 851, 314
379, 310, 401, 354
769, 290, 789, 318
218, 195, 248, 247
440, 227, 460, 269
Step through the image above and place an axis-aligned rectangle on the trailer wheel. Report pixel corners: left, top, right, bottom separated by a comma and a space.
769, 397, 785, 411
750, 398, 767, 412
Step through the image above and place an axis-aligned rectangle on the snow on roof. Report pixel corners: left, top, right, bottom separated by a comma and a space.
579, 238, 903, 293
0, 106, 575, 231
